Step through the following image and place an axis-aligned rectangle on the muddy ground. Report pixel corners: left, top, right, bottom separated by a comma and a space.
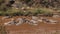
0, 16, 60, 34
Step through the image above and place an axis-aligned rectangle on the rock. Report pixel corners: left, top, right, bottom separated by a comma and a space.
49, 19, 57, 24
32, 16, 38, 20
4, 18, 16, 26
30, 20, 37, 24
41, 18, 48, 21
40, 17, 46, 20
4, 21, 15, 26
42, 18, 50, 23
15, 18, 24, 25
43, 19, 58, 24
53, 15, 60, 18
2, 16, 12, 20
25, 19, 30, 24
28, 20, 38, 26
21, 7, 25, 10
12, 3, 20, 9
38, 19, 43, 22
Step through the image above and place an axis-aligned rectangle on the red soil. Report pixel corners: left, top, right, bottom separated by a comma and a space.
0, 16, 60, 34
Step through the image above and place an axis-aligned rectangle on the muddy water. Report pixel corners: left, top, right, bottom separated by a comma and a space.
0, 16, 60, 34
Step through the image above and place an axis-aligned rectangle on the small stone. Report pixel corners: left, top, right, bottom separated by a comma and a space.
49, 19, 57, 24
2, 16, 12, 20
38, 19, 43, 22
28, 20, 38, 26
53, 15, 60, 18
32, 16, 38, 20
15, 18, 24, 25
44, 19, 58, 24
4, 21, 15, 26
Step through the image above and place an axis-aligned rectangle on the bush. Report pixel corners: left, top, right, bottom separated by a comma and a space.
12, 12, 22, 16
0, 11, 3, 16
23, 11, 32, 16
43, 12, 53, 17
0, 7, 54, 16
30, 9, 45, 16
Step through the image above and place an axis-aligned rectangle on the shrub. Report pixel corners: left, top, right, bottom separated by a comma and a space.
31, 9, 45, 16
0, 6, 54, 16
12, 12, 21, 16
23, 11, 32, 16
0, 11, 3, 16
43, 12, 53, 17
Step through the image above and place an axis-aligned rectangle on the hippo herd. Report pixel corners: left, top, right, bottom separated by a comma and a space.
3, 16, 59, 26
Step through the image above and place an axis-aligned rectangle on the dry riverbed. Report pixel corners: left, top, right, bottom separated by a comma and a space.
0, 16, 60, 34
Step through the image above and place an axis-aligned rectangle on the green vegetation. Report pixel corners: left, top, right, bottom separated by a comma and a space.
0, 7, 53, 16
0, 0, 60, 16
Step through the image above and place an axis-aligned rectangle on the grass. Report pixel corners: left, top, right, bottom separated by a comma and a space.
0, 6, 59, 16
